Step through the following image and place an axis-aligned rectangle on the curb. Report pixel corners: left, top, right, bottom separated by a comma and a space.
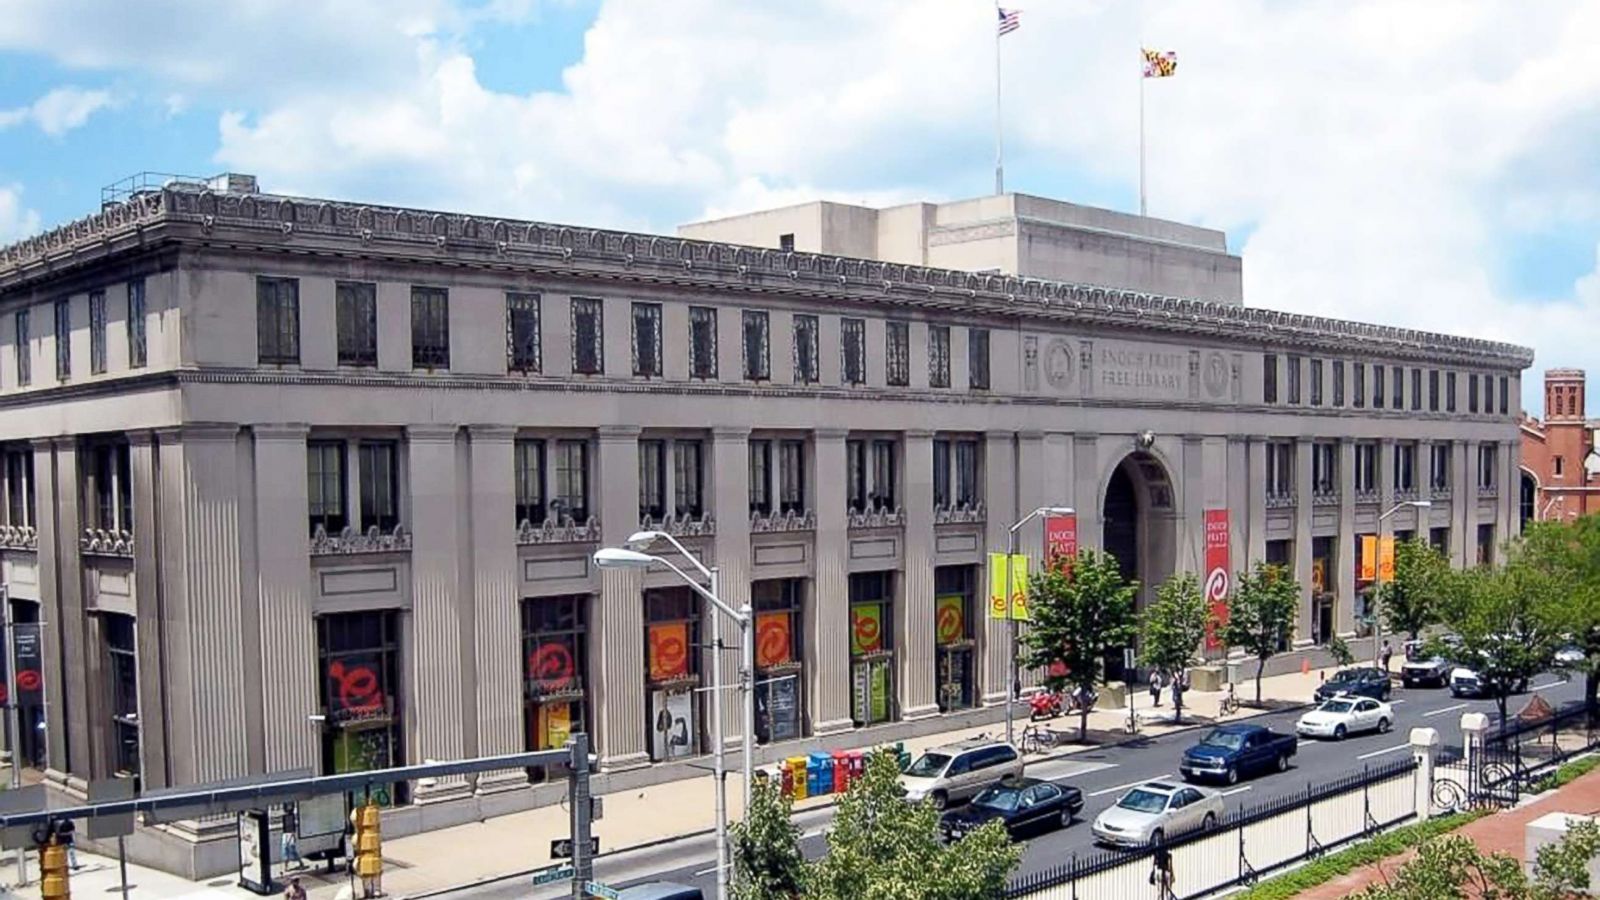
405, 699, 1314, 899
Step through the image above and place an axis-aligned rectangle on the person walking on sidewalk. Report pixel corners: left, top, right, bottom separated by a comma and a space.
286, 875, 308, 900
1381, 640, 1394, 673
1149, 670, 1163, 707
281, 802, 304, 871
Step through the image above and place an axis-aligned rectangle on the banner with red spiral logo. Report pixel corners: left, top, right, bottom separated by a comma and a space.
934, 596, 965, 645
850, 603, 884, 656
526, 638, 578, 693
755, 613, 792, 669
326, 654, 387, 722
648, 622, 690, 682
1203, 508, 1231, 651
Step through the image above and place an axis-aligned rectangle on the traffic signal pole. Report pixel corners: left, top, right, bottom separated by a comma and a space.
2, 586, 25, 887
568, 732, 593, 900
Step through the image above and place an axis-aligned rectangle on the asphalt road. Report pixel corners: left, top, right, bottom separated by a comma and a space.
440, 674, 1585, 900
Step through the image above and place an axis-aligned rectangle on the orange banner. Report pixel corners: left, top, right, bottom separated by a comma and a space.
648, 622, 689, 681
1378, 537, 1397, 581
1360, 535, 1377, 581
755, 613, 792, 669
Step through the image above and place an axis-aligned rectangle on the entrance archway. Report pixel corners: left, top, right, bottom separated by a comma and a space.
1519, 469, 1538, 528
1101, 451, 1178, 681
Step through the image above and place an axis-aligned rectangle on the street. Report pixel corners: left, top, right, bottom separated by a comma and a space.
437, 673, 1584, 899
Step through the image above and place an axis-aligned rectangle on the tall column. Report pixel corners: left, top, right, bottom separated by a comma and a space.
900, 430, 938, 720
1072, 434, 1100, 553
1246, 438, 1267, 565
710, 427, 751, 744
466, 426, 523, 791
1335, 438, 1357, 636
1227, 436, 1249, 579
251, 425, 318, 776
981, 431, 1017, 705
1377, 439, 1396, 540
1499, 439, 1519, 553
1013, 432, 1046, 691
1181, 436, 1206, 575
405, 425, 468, 801
1293, 437, 1314, 644
1461, 440, 1480, 566
593, 426, 648, 768
809, 429, 852, 735
128, 431, 170, 788
32, 440, 79, 786
1451, 441, 1470, 567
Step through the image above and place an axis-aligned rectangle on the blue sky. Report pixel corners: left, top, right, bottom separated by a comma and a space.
1, 0, 1597, 417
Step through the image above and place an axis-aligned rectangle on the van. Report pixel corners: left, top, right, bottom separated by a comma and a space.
897, 737, 1024, 810
616, 883, 706, 900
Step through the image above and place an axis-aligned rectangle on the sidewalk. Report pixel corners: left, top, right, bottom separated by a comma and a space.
1, 661, 1342, 900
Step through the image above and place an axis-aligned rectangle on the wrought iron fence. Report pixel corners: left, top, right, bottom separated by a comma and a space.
1434, 700, 1599, 813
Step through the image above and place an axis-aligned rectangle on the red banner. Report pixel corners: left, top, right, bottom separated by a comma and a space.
1044, 514, 1078, 572
755, 613, 793, 669
1203, 509, 1231, 651
648, 622, 690, 682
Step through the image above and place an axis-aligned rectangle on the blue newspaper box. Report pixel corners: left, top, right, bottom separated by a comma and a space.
807, 752, 834, 796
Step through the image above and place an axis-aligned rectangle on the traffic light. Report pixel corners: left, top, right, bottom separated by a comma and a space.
36, 824, 70, 900
352, 800, 382, 887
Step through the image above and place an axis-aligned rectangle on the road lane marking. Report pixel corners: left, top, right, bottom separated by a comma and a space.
1423, 703, 1468, 718
1221, 786, 1252, 797
1090, 777, 1168, 798
1357, 743, 1410, 760
1529, 681, 1564, 692
1389, 699, 1407, 705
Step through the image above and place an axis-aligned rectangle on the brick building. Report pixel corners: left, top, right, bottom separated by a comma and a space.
1520, 368, 1600, 525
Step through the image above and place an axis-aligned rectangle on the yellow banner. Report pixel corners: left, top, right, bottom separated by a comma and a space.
1360, 535, 1377, 581
987, 553, 1031, 621
1378, 537, 1397, 581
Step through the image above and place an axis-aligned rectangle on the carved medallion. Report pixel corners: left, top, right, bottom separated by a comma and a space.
1044, 339, 1075, 391
1204, 351, 1230, 398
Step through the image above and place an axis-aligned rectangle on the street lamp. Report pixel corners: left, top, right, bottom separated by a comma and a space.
1370, 500, 1432, 669
594, 532, 752, 900
1003, 505, 1074, 747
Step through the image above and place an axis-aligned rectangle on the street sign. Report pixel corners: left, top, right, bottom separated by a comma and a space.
590, 796, 604, 821
585, 882, 621, 900
531, 863, 573, 886
86, 776, 137, 839
551, 836, 600, 859
1123, 647, 1136, 672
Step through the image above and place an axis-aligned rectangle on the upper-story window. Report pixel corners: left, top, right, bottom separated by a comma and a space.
778, 233, 795, 252
1447, 372, 1457, 412
88, 292, 106, 375
1355, 442, 1378, 495
1265, 440, 1294, 499
517, 436, 594, 526
1332, 360, 1346, 407
14, 310, 30, 387
1263, 354, 1278, 404
689, 306, 718, 379
1478, 444, 1499, 490
506, 292, 542, 374
4, 449, 34, 528
306, 438, 402, 536
1353, 363, 1366, 409
86, 441, 131, 533
969, 329, 990, 391
749, 438, 807, 516
53, 298, 71, 381
639, 439, 667, 520
1373, 364, 1385, 409
1411, 369, 1422, 411
1430, 443, 1451, 491
307, 441, 346, 537
1499, 376, 1509, 415
1429, 370, 1440, 411
1312, 441, 1337, 497
337, 282, 379, 367
742, 310, 770, 381
554, 439, 591, 522
257, 277, 300, 365
793, 315, 820, 384
357, 441, 400, 532
673, 440, 704, 518
514, 439, 546, 525
886, 321, 910, 387
104, 612, 139, 776
1468, 374, 1479, 413
933, 438, 980, 509
631, 302, 662, 378
1392, 365, 1403, 409
572, 298, 604, 375
841, 318, 867, 386
846, 438, 898, 513
1286, 355, 1302, 405
1308, 358, 1323, 406
410, 287, 450, 369
1555, 456, 1566, 478
127, 279, 146, 369
1394, 443, 1417, 494
928, 325, 951, 389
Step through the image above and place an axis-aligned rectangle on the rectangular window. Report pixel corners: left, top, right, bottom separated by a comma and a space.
1477, 523, 1495, 566
688, 306, 718, 379
1431, 443, 1451, 491
1332, 360, 1345, 407
1286, 354, 1302, 405
5, 450, 34, 528
257, 277, 300, 365
1392, 365, 1403, 409
1309, 358, 1323, 406
410, 286, 450, 369
555, 440, 590, 522
506, 292, 542, 374
928, 325, 950, 389
885, 321, 910, 387
846, 439, 868, 512
1393, 443, 1416, 493
645, 586, 703, 758
1312, 442, 1337, 496
871, 439, 897, 510
1265, 441, 1294, 498
1430, 370, 1440, 411
54, 298, 71, 380
126, 280, 146, 368
1469, 374, 1479, 413
337, 282, 379, 367
639, 439, 666, 520
778, 440, 805, 515
968, 329, 990, 390
105, 613, 140, 776
514, 439, 546, 525
848, 572, 895, 725
88, 292, 106, 375
751, 579, 805, 743
317, 611, 405, 803
841, 318, 866, 385
522, 594, 589, 771
748, 441, 772, 516
932, 440, 951, 509
1353, 364, 1366, 409
1263, 353, 1278, 403
792, 314, 819, 384
742, 310, 770, 381
954, 440, 979, 507
1411, 369, 1422, 411
1499, 376, 1509, 415
90, 443, 132, 532
307, 441, 347, 536
674, 440, 704, 518
1355, 442, 1378, 494
1447, 373, 1457, 412
1373, 364, 1385, 409
571, 298, 604, 375
13, 310, 28, 387
631, 302, 663, 377
1478, 444, 1498, 490
779, 233, 795, 252
357, 441, 399, 532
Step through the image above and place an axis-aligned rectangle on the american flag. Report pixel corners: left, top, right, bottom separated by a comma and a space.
997, 7, 1021, 36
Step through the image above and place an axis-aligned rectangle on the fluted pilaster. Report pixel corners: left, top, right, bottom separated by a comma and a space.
1293, 437, 1314, 644
1336, 438, 1357, 635
808, 429, 852, 734
899, 430, 937, 720
710, 428, 751, 745
980, 431, 1017, 705
128, 431, 169, 787
467, 426, 524, 790
251, 424, 318, 775
594, 426, 647, 768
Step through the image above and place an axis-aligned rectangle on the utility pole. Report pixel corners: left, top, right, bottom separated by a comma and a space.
568, 732, 593, 900
2, 585, 24, 886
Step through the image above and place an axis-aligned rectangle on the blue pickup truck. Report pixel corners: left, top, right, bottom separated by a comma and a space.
1180, 723, 1297, 786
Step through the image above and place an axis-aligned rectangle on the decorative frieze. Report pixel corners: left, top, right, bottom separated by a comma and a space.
1311, 491, 1340, 508
934, 501, 986, 525
749, 509, 816, 533
1354, 488, 1381, 505
0, 524, 37, 551
309, 524, 412, 556
80, 527, 134, 558
1265, 493, 1297, 510
1478, 485, 1499, 499
638, 512, 716, 539
515, 516, 602, 546
848, 506, 905, 529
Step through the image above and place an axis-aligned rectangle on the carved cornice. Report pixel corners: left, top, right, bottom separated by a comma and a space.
404, 424, 459, 443
310, 524, 411, 556
750, 508, 816, 534
638, 512, 716, 539
516, 516, 601, 545
252, 423, 311, 441
81, 527, 134, 557
0, 186, 1534, 368
0, 524, 38, 551
934, 501, 986, 525
848, 506, 905, 529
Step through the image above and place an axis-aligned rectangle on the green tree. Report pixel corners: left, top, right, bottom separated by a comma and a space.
1021, 550, 1139, 741
1520, 518, 1600, 716
1327, 633, 1356, 668
1379, 538, 1456, 643
732, 776, 807, 900
1140, 572, 1209, 724
1353, 819, 1600, 900
1434, 557, 1565, 735
1222, 562, 1301, 705
806, 749, 1020, 900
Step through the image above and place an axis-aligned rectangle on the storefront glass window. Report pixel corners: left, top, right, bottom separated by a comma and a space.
317, 611, 405, 805
849, 572, 895, 726
934, 566, 976, 712
645, 587, 701, 760
752, 579, 805, 744
522, 594, 588, 782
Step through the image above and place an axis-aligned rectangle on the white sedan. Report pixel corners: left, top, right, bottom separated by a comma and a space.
1091, 781, 1225, 848
1295, 695, 1394, 741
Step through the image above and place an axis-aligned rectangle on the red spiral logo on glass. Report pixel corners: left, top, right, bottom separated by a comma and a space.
528, 642, 575, 691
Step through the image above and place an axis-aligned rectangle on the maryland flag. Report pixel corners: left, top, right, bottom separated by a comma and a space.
1142, 48, 1178, 78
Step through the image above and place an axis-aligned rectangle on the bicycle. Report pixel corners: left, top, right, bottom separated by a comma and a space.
1019, 724, 1060, 755
1219, 682, 1240, 717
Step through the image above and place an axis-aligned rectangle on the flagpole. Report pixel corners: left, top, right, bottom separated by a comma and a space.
1138, 51, 1146, 217
994, 1, 1005, 195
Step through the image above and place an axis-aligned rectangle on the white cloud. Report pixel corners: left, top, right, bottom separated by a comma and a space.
0, 86, 111, 136
0, 185, 42, 243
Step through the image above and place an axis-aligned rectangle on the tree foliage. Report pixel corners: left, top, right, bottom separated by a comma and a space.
1021, 549, 1139, 740
1140, 572, 1209, 723
1327, 633, 1356, 669
1379, 538, 1456, 642
732, 775, 807, 900
1353, 819, 1600, 900
1519, 518, 1600, 715
1223, 562, 1301, 704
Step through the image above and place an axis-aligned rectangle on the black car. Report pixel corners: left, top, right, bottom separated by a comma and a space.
938, 777, 1084, 842
1315, 666, 1391, 702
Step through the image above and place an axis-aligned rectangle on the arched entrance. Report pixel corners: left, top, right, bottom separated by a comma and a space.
1101, 451, 1178, 681
1519, 469, 1538, 528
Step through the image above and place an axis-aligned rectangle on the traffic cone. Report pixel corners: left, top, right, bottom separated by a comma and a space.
1301, 657, 1311, 675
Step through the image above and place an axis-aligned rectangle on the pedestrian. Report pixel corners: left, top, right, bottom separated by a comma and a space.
1150, 846, 1175, 898
286, 875, 308, 900
56, 818, 79, 870
281, 802, 304, 871
1381, 640, 1394, 673
1149, 670, 1163, 707
1170, 671, 1185, 709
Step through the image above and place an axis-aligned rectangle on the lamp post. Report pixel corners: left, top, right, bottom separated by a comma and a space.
594, 532, 752, 900
1371, 500, 1431, 669
1003, 505, 1074, 747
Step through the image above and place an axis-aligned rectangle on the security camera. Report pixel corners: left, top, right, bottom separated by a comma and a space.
1136, 431, 1156, 450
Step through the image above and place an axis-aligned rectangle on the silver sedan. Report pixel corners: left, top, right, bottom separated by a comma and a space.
1091, 781, 1225, 848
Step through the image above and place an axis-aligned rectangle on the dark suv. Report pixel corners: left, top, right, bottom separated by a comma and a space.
1315, 666, 1391, 702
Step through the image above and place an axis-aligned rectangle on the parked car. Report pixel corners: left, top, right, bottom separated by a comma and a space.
1180, 723, 1296, 785
1296, 695, 1394, 740
617, 884, 705, 900
1448, 665, 1525, 698
1091, 780, 1225, 848
1555, 645, 1586, 668
899, 737, 1024, 809
1314, 666, 1392, 702
938, 776, 1084, 842
1401, 648, 1452, 688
